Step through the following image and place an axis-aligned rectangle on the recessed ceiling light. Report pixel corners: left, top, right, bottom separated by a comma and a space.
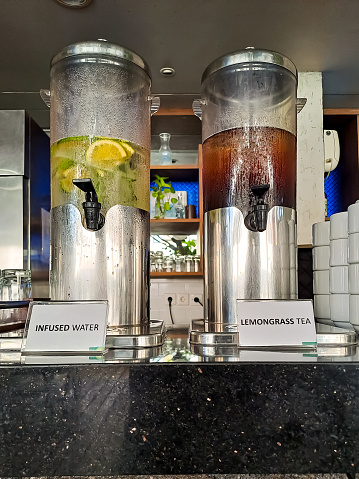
54, 0, 93, 8
160, 67, 175, 77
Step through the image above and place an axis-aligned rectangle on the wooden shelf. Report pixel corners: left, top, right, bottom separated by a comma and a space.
150, 271, 203, 278
150, 165, 199, 181
150, 218, 200, 235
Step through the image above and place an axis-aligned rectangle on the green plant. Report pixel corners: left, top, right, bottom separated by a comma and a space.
151, 174, 177, 219
181, 239, 197, 255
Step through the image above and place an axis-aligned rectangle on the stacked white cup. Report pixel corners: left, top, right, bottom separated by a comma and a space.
312, 221, 333, 326
329, 212, 351, 329
348, 201, 359, 333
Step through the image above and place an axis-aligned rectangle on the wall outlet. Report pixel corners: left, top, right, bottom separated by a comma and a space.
190, 294, 203, 306
165, 294, 176, 306
176, 293, 189, 306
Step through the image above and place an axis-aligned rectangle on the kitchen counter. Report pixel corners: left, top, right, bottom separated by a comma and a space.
1, 327, 359, 476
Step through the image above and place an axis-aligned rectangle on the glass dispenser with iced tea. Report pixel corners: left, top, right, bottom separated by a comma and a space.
193, 48, 299, 330
49, 41, 159, 337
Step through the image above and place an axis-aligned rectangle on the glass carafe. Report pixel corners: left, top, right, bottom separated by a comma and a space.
159, 133, 172, 165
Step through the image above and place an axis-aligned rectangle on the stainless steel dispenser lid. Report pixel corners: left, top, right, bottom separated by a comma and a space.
51, 40, 151, 78
201, 47, 297, 83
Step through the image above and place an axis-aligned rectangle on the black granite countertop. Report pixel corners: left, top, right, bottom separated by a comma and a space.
0, 327, 359, 476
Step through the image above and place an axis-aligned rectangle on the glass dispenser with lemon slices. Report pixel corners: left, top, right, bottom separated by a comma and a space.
49, 41, 161, 342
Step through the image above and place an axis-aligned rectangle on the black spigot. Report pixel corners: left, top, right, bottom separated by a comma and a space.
244, 184, 270, 232
73, 178, 105, 231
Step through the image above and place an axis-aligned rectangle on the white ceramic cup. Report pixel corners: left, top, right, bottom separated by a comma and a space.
330, 238, 348, 266
349, 263, 359, 294
330, 293, 349, 323
313, 294, 330, 318
312, 221, 330, 246
329, 265, 349, 293
313, 270, 330, 295
349, 294, 359, 326
312, 246, 330, 271
330, 211, 348, 240
348, 232, 359, 264
348, 200, 359, 234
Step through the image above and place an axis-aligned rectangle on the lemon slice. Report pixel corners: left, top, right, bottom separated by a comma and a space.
120, 141, 135, 157
86, 139, 128, 170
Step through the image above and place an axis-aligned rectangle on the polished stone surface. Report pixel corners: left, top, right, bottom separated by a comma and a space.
0, 329, 359, 476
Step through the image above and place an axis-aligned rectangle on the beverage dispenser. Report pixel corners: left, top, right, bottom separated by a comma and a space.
193, 48, 299, 331
48, 41, 161, 342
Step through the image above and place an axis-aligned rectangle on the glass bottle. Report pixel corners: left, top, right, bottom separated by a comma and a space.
159, 133, 172, 165
175, 192, 185, 219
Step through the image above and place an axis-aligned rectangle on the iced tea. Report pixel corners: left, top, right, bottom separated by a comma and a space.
202, 127, 296, 214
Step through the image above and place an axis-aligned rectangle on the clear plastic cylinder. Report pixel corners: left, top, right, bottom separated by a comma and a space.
200, 49, 298, 215
50, 41, 152, 213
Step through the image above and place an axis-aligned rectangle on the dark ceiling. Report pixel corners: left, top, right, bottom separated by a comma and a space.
1, 0, 359, 128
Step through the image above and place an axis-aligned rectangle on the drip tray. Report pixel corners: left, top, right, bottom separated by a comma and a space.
106, 320, 165, 349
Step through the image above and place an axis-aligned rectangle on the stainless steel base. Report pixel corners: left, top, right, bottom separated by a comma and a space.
316, 330, 357, 346
190, 344, 239, 359
50, 204, 150, 329
105, 346, 162, 361
204, 206, 297, 329
190, 319, 358, 349
189, 319, 238, 346
105, 320, 165, 349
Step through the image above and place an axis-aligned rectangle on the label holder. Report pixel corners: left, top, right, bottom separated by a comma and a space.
21, 300, 108, 355
236, 299, 317, 349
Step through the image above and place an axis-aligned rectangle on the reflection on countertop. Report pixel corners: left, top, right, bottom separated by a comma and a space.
0, 324, 358, 366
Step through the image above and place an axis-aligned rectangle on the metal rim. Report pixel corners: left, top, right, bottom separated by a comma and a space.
54, 0, 93, 7
202, 48, 297, 83
51, 40, 151, 78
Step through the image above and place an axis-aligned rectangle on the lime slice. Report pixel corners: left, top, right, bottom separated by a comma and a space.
60, 166, 78, 193
86, 139, 128, 170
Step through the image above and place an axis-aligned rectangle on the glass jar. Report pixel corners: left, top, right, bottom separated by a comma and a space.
150, 257, 157, 272
156, 257, 164, 272
165, 257, 174, 272
185, 255, 193, 272
174, 256, 182, 272
193, 255, 201, 272
1, 269, 32, 301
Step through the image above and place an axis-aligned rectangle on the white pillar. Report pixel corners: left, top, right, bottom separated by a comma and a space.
297, 72, 325, 246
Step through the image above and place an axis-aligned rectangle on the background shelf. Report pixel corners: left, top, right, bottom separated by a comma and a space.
150, 271, 203, 278
150, 165, 199, 181
150, 219, 200, 235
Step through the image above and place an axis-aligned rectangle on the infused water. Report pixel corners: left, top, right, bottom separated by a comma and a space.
51, 135, 149, 213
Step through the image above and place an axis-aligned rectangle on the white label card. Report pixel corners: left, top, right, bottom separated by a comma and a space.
22, 301, 108, 353
236, 300, 316, 348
